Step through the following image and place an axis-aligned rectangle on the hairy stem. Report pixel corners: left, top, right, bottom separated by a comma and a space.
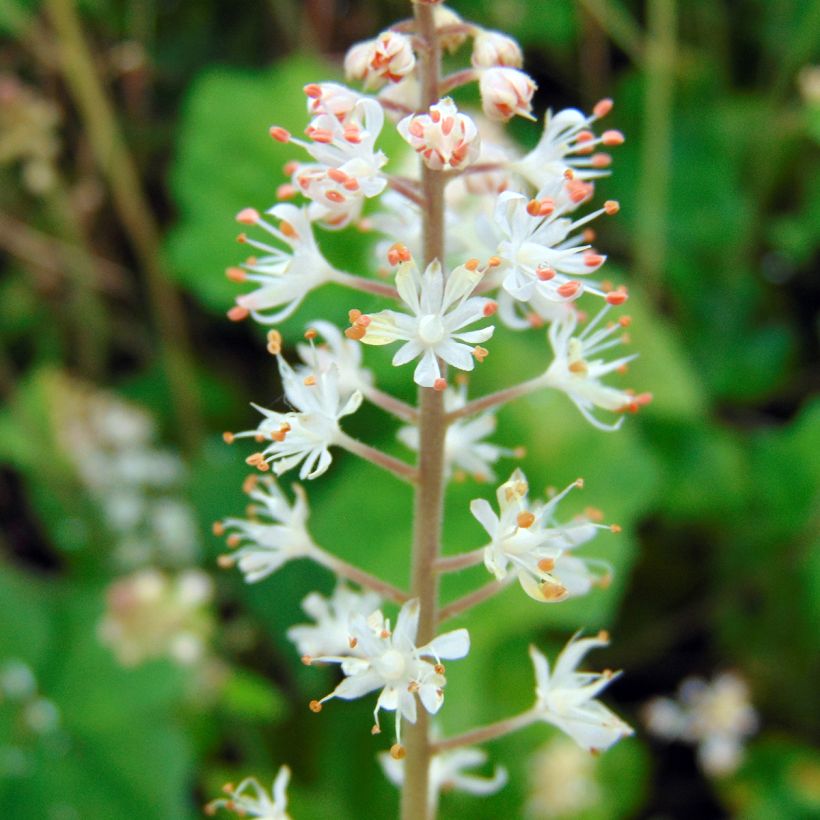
331, 270, 399, 300
438, 576, 512, 623
445, 375, 546, 422
361, 385, 419, 424
432, 709, 538, 754
336, 432, 418, 484
308, 546, 409, 604
401, 4, 445, 819
434, 547, 487, 573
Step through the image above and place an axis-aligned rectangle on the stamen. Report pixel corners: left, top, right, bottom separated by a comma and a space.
309, 700, 323, 713
235, 208, 259, 224
222, 432, 235, 444
517, 511, 535, 528
227, 306, 249, 322
390, 744, 406, 760
269, 126, 291, 142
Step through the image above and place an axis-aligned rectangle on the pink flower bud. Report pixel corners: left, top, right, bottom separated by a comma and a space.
397, 98, 481, 171
344, 31, 416, 90
479, 67, 537, 121
471, 30, 524, 69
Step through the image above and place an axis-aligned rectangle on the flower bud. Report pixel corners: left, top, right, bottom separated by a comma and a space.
398, 98, 480, 171
344, 31, 416, 90
305, 82, 360, 122
433, 5, 468, 53
471, 30, 524, 69
479, 67, 537, 121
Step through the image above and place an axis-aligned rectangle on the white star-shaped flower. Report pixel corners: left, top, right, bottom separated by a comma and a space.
218, 476, 314, 583
235, 355, 362, 480
296, 320, 373, 400
530, 632, 633, 753
287, 584, 382, 660
206, 765, 291, 819
229, 204, 336, 324
353, 256, 495, 389
311, 598, 469, 742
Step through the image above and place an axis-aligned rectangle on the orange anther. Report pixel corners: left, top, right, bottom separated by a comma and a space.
227, 305, 249, 322
606, 289, 628, 306
433, 378, 447, 392
225, 267, 246, 283
593, 98, 614, 118
226, 534, 241, 548
269, 126, 291, 142
217, 555, 235, 569
236, 233, 247, 244
309, 700, 323, 713
537, 557, 555, 573
325, 190, 345, 203
584, 253, 605, 267
517, 511, 536, 528
604, 200, 620, 215
212, 521, 225, 536
304, 328, 318, 340
276, 183, 297, 200
279, 220, 298, 239
597, 629, 610, 642
526, 198, 541, 216
283, 160, 299, 176
465, 258, 480, 271
473, 345, 489, 362
536, 265, 555, 281
390, 744, 406, 760
610, 524, 622, 533
575, 478, 585, 488
538, 199, 555, 217
327, 168, 348, 183
348, 308, 362, 323
618, 315, 632, 327
487, 256, 501, 267
304, 83, 322, 98
242, 474, 258, 494
303, 375, 317, 386
222, 431, 235, 444
345, 325, 366, 341
591, 153, 612, 168
602, 129, 625, 146
557, 280, 581, 298
483, 300, 498, 317
236, 208, 259, 224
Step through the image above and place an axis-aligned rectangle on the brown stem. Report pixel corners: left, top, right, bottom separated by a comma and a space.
331, 270, 399, 300
336, 432, 418, 484
309, 545, 409, 604
438, 577, 512, 623
386, 175, 426, 207
434, 547, 487, 574
432, 710, 538, 754
438, 68, 478, 96
362, 385, 419, 424
445, 376, 546, 423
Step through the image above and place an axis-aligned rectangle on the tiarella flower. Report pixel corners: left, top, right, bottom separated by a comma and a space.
493, 179, 620, 303
527, 737, 602, 818
310, 598, 469, 743
643, 672, 758, 776
296, 320, 374, 399
351, 255, 495, 389
287, 584, 382, 660
206, 765, 291, 819
433, 5, 469, 53
217, 476, 314, 583
398, 98, 481, 171
233, 355, 363, 479
470, 468, 608, 602
514, 100, 624, 191
398, 384, 515, 482
530, 633, 633, 752
379, 745, 507, 814
497, 285, 577, 331
471, 30, 524, 69
478, 67, 537, 121
542, 306, 650, 431
344, 31, 416, 90
229, 204, 336, 324
303, 81, 361, 123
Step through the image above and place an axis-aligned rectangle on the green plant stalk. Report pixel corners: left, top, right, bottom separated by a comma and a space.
400, 3, 446, 818
45, 0, 202, 454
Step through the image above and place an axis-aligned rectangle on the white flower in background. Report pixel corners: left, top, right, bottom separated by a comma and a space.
206, 765, 291, 819
398, 98, 481, 171
287, 585, 382, 660
398, 383, 515, 482
352, 256, 495, 389
493, 180, 620, 303
527, 736, 601, 818
543, 306, 651, 431
643, 672, 758, 776
470, 469, 608, 602
471, 30, 523, 69
229, 204, 336, 324
311, 598, 469, 743
433, 5, 469, 53
344, 31, 416, 89
380, 745, 507, 814
296, 320, 374, 399
514, 100, 624, 191
217, 476, 314, 583
479, 67, 537, 121
377, 74, 422, 121
234, 355, 362, 479
98, 569, 214, 666
530, 633, 633, 752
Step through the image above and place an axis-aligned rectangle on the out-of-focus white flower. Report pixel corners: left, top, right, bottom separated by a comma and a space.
643, 672, 758, 776
377, 74, 422, 121
514, 100, 624, 191
206, 765, 291, 819
98, 569, 214, 666
311, 598, 469, 743
433, 5, 469, 53
479, 67, 537, 121
543, 306, 651, 431
471, 30, 523, 69
229, 204, 336, 324
287, 585, 382, 660
218, 476, 314, 583
296, 320, 374, 399
398, 383, 515, 482
398, 98, 481, 171
493, 180, 620, 303
351, 255, 495, 389
527, 736, 601, 818
379, 745, 507, 814
234, 355, 362, 480
470, 468, 609, 601
344, 31, 416, 90
530, 633, 633, 752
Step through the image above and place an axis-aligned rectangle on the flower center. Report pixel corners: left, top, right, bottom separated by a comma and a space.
418, 314, 446, 345
376, 648, 408, 681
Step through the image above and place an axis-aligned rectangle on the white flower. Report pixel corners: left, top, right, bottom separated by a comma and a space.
470, 469, 608, 602
287, 585, 382, 660
433, 5, 469, 53
398, 98, 481, 171
379, 745, 507, 814
206, 765, 291, 819
234, 355, 363, 479
527, 736, 601, 818
303, 81, 361, 123
218, 476, 314, 583
471, 30, 523, 69
530, 633, 633, 752
643, 672, 758, 776
478, 67, 537, 121
398, 384, 514, 481
230, 204, 336, 324
514, 100, 624, 191
354, 257, 495, 389
542, 306, 650, 431
493, 180, 620, 303
344, 31, 416, 90
312, 598, 469, 742
296, 320, 373, 399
